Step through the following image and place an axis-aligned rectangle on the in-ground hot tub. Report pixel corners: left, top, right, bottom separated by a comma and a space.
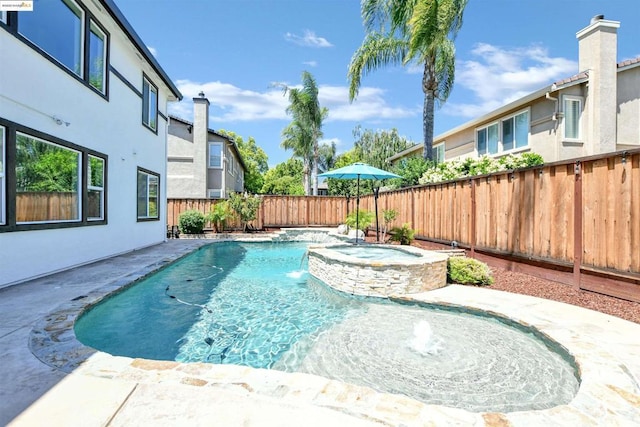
307, 244, 449, 297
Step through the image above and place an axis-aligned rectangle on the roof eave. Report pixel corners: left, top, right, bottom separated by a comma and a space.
101, 0, 182, 101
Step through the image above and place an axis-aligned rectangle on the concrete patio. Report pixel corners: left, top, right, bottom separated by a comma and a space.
1, 238, 639, 426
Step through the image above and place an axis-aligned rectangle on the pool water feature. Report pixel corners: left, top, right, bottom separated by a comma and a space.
75, 240, 580, 413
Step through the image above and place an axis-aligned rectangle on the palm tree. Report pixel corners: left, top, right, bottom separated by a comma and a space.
317, 141, 337, 174
348, 0, 467, 161
279, 71, 327, 195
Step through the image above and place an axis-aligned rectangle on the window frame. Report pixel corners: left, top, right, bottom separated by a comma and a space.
15, 132, 82, 224
208, 142, 223, 169
87, 155, 105, 221
501, 109, 530, 151
0, 125, 5, 225
87, 18, 107, 94
137, 167, 160, 221
0, 117, 108, 232
142, 75, 159, 133
476, 108, 530, 156
208, 189, 223, 199
476, 122, 499, 156
563, 95, 583, 142
433, 143, 445, 164
6, 0, 109, 98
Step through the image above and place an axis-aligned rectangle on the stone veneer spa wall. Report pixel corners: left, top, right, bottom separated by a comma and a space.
307, 244, 449, 297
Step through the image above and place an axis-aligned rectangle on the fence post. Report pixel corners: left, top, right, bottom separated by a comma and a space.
411, 187, 415, 231
470, 178, 476, 257
573, 161, 583, 290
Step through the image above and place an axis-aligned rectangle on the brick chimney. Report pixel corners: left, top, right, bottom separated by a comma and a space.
192, 91, 209, 197
576, 15, 619, 154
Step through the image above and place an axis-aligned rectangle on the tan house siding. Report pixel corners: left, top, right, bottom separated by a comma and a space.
617, 67, 640, 147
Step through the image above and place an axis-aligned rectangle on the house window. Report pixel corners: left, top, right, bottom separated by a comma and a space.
88, 20, 106, 93
16, 133, 81, 223
502, 110, 529, 151
0, 126, 5, 225
434, 143, 445, 163
477, 123, 498, 155
18, 0, 84, 77
1, 11, 7, 23
88, 155, 104, 220
14, 0, 109, 95
142, 76, 158, 131
563, 96, 582, 140
209, 143, 222, 168
137, 168, 159, 220
208, 189, 223, 199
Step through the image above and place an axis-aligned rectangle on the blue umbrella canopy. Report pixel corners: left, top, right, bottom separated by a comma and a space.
319, 163, 400, 243
318, 162, 401, 180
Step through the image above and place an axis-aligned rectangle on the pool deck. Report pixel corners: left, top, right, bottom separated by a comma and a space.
1, 237, 639, 426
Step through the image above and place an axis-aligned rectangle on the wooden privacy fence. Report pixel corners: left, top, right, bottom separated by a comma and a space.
167, 195, 352, 231
17, 192, 78, 222
167, 148, 640, 302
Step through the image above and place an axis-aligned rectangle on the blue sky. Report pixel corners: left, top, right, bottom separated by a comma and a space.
115, 0, 640, 167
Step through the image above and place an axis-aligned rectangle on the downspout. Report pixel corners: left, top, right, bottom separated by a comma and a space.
546, 88, 561, 160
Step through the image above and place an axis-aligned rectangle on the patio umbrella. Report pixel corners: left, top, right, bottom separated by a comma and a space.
319, 162, 400, 243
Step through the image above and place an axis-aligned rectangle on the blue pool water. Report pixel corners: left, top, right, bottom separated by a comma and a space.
75, 242, 364, 366
75, 241, 579, 412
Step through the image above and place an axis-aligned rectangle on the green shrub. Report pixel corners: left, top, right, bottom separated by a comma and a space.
345, 209, 375, 231
389, 223, 415, 245
228, 192, 262, 232
178, 210, 206, 234
418, 153, 545, 184
447, 256, 494, 286
207, 201, 232, 233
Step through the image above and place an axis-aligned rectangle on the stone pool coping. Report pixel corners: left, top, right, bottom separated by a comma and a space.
22, 233, 640, 426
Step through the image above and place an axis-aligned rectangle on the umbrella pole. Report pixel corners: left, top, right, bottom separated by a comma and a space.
374, 186, 379, 242
355, 176, 360, 244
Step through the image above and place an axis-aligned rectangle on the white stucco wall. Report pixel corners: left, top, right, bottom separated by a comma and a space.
0, 1, 176, 287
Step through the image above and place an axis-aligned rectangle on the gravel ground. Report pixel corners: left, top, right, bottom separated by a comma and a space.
488, 266, 640, 324
374, 237, 640, 324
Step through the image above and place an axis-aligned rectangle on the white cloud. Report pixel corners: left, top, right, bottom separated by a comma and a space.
169, 79, 419, 124
147, 46, 158, 57
319, 86, 419, 122
444, 43, 577, 118
170, 80, 290, 122
285, 30, 333, 48
303, 60, 318, 67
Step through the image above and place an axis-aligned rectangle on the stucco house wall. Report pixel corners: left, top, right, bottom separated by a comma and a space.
167, 97, 245, 199
0, 0, 181, 288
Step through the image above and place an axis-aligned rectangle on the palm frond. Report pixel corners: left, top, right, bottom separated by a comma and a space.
347, 32, 408, 101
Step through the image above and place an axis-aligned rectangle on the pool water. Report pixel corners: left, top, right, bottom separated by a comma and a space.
75, 241, 579, 412
330, 245, 421, 261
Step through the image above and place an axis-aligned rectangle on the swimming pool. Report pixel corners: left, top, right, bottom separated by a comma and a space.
74, 241, 579, 412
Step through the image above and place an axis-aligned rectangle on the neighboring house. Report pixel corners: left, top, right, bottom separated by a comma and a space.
167, 94, 245, 199
389, 15, 640, 166
0, 0, 182, 288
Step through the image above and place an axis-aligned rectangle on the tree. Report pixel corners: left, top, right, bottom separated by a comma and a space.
391, 156, 434, 188
228, 192, 262, 232
352, 126, 412, 170
279, 71, 328, 195
348, 0, 467, 161
261, 158, 305, 195
326, 150, 363, 197
317, 141, 337, 174
217, 129, 268, 194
